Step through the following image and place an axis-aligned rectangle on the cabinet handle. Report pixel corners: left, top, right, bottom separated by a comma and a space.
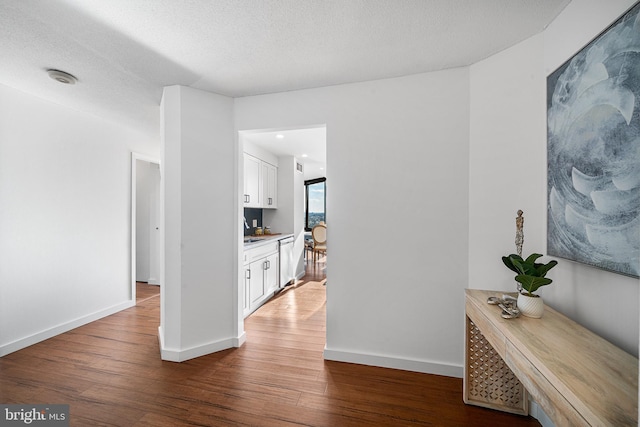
246, 269, 251, 279
268, 197, 272, 205
244, 194, 250, 203
263, 261, 268, 270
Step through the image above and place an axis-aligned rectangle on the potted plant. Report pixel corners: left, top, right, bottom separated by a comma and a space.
502, 253, 558, 318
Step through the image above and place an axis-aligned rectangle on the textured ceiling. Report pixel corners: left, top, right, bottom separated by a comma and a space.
0, 0, 570, 135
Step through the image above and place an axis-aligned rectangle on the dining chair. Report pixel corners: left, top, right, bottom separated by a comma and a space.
311, 224, 327, 263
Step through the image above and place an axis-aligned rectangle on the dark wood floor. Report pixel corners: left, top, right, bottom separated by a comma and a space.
0, 258, 539, 426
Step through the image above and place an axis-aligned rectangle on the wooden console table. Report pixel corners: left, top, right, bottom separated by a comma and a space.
464, 289, 638, 426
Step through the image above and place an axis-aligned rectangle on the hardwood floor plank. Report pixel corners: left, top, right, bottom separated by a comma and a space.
133, 412, 211, 427
0, 260, 540, 426
184, 376, 303, 406
136, 282, 160, 303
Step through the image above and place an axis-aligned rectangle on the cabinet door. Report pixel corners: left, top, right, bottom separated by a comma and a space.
263, 252, 280, 294
243, 266, 251, 316
244, 154, 261, 207
249, 259, 266, 306
263, 163, 277, 209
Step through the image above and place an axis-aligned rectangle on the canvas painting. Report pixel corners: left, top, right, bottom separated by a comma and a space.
547, 2, 640, 278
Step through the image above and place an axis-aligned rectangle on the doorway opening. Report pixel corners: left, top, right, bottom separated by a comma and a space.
238, 125, 327, 328
131, 153, 161, 304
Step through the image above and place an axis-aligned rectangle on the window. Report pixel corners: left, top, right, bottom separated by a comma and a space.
305, 178, 326, 231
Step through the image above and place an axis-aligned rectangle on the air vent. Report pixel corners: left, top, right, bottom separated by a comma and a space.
296, 162, 303, 173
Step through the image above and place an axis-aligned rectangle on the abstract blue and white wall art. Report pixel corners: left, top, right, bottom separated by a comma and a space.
547, 2, 640, 278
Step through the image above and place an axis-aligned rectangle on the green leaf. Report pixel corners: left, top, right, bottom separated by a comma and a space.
515, 275, 552, 294
510, 257, 536, 275
510, 257, 525, 274
535, 260, 558, 277
525, 253, 543, 264
502, 255, 521, 273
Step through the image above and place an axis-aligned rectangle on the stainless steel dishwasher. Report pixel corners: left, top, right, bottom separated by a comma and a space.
279, 236, 295, 288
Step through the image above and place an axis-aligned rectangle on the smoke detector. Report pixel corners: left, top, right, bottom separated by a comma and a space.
47, 69, 77, 85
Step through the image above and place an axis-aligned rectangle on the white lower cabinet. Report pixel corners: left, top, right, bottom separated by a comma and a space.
248, 261, 264, 307
263, 252, 279, 295
243, 242, 279, 317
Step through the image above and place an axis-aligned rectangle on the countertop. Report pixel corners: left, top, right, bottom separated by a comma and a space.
243, 233, 294, 249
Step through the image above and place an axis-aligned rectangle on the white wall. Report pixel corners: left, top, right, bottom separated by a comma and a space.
242, 139, 279, 167
469, 0, 639, 356
292, 156, 306, 278
160, 85, 241, 361
236, 70, 470, 376
0, 83, 158, 356
468, 36, 548, 286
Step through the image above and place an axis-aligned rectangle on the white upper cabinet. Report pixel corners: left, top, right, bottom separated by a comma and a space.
263, 162, 277, 209
243, 154, 262, 208
244, 152, 277, 209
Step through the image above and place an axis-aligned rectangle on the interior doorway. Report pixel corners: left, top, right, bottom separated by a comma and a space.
131, 153, 161, 302
238, 125, 327, 325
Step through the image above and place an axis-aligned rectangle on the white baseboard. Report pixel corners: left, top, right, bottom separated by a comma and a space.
157, 325, 165, 355
158, 328, 247, 362
323, 346, 463, 378
0, 300, 135, 357
235, 331, 246, 347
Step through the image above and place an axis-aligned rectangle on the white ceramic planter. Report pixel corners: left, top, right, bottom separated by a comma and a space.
517, 293, 544, 318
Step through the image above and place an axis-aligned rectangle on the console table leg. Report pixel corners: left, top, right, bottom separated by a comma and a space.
464, 316, 529, 415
